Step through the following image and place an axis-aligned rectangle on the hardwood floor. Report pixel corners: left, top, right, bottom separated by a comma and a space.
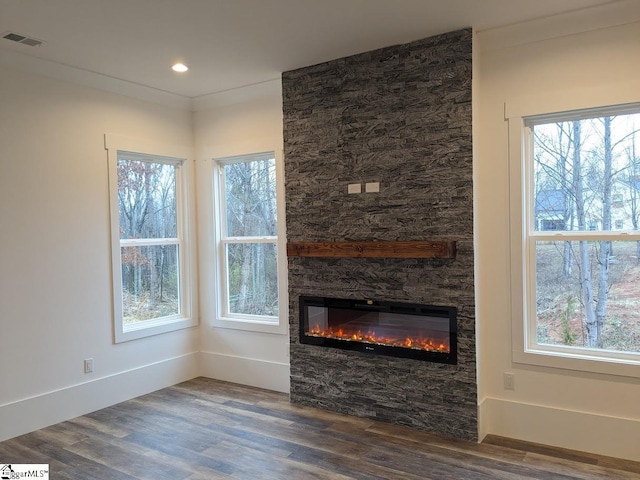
1, 377, 638, 479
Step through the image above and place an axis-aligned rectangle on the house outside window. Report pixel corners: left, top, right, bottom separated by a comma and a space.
509, 105, 640, 376
536, 189, 566, 231
540, 219, 565, 231
106, 135, 197, 342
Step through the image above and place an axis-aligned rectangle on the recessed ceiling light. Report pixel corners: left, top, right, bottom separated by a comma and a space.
171, 63, 189, 73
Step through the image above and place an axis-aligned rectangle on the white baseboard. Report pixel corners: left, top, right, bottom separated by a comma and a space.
479, 397, 640, 461
199, 351, 290, 393
0, 352, 199, 442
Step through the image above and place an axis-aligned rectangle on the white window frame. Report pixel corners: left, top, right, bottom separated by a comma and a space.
508, 103, 640, 378
105, 134, 197, 343
210, 150, 288, 334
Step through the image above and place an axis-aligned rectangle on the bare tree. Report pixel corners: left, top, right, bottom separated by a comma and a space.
569, 120, 598, 347
621, 132, 640, 262
534, 124, 574, 276
593, 117, 613, 347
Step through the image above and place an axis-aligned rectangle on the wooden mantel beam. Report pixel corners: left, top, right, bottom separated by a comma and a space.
286, 241, 456, 259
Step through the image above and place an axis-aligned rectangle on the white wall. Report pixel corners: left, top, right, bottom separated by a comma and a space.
0, 67, 200, 441
476, 3, 640, 460
193, 80, 290, 393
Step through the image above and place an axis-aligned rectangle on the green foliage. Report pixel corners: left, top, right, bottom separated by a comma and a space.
560, 295, 578, 345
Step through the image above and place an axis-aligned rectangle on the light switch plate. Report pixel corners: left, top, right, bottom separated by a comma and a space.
365, 182, 380, 193
348, 183, 362, 194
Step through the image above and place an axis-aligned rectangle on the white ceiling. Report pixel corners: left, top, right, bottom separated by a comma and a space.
0, 0, 623, 99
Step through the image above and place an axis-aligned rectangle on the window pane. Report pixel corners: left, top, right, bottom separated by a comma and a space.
226, 242, 278, 316
223, 158, 277, 237
121, 244, 180, 323
532, 113, 640, 232
535, 240, 640, 353
118, 157, 177, 239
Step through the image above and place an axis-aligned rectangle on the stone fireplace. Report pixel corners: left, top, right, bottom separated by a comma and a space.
283, 28, 476, 440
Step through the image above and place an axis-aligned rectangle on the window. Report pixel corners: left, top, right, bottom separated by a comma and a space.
510, 104, 640, 375
106, 135, 196, 342
213, 152, 285, 329
613, 193, 624, 208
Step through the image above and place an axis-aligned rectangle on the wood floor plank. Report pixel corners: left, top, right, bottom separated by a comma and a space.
122, 432, 234, 478
483, 435, 640, 478
205, 440, 356, 480
28, 441, 140, 480
365, 420, 630, 480
0, 437, 68, 469
63, 435, 192, 480
232, 417, 373, 459
483, 435, 600, 464
522, 453, 640, 480
1, 377, 639, 480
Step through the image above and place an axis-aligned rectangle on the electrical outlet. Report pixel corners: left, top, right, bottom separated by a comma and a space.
503, 372, 515, 390
84, 358, 94, 374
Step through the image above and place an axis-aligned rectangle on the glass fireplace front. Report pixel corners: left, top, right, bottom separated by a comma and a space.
299, 296, 457, 364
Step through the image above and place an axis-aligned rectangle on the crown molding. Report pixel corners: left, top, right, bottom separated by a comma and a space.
478, 0, 640, 52
0, 49, 192, 110
190, 78, 282, 111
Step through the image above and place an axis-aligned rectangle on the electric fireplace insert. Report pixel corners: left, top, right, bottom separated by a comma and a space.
299, 296, 457, 364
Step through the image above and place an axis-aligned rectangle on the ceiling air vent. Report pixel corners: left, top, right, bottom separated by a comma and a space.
2, 31, 45, 47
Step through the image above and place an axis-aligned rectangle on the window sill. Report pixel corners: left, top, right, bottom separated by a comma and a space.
513, 347, 640, 379
211, 316, 288, 335
115, 316, 198, 343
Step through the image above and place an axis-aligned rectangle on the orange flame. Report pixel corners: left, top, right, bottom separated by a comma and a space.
308, 324, 449, 353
